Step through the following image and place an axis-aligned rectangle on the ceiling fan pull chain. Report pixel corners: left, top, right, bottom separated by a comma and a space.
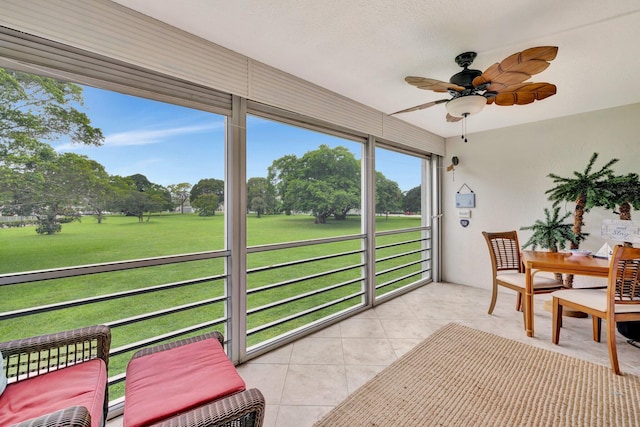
461, 113, 469, 143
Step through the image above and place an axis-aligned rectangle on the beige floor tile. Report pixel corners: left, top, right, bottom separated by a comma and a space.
344, 364, 386, 393
339, 316, 386, 338
373, 300, 417, 319
379, 317, 435, 339
280, 364, 348, 406
235, 363, 288, 405
275, 405, 333, 427
341, 337, 397, 365
289, 337, 344, 365
388, 337, 423, 357
258, 404, 278, 427
248, 343, 293, 364
308, 322, 341, 338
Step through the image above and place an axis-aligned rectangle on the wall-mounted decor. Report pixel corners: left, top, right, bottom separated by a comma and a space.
601, 219, 640, 243
455, 183, 475, 208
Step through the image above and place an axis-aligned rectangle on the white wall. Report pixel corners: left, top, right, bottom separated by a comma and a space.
442, 102, 640, 289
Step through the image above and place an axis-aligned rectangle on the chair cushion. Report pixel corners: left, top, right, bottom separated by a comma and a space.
124, 338, 246, 427
552, 288, 640, 313
0, 358, 107, 427
497, 272, 561, 290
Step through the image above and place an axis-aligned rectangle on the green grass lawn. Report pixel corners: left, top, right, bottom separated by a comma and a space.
0, 212, 426, 399
1, 212, 426, 341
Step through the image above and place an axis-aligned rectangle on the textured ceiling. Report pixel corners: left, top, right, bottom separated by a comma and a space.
112, 0, 640, 138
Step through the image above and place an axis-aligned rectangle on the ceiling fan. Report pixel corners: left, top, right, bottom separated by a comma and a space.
391, 46, 558, 124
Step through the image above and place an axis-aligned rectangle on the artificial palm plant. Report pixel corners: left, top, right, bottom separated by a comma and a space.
545, 152, 618, 246
520, 207, 580, 252
520, 207, 580, 283
602, 172, 640, 247
545, 153, 618, 285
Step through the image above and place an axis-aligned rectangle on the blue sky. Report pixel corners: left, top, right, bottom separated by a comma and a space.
56, 85, 421, 192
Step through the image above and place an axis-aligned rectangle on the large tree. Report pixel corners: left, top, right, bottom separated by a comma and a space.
190, 178, 224, 207
192, 193, 219, 217
250, 196, 267, 218
129, 174, 173, 212
403, 185, 421, 214
168, 182, 192, 214
111, 174, 173, 222
247, 177, 277, 216
0, 68, 103, 159
268, 145, 360, 223
0, 68, 104, 232
267, 154, 299, 215
376, 172, 403, 219
5, 152, 109, 234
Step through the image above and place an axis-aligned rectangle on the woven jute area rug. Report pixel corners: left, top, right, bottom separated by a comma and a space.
314, 323, 640, 427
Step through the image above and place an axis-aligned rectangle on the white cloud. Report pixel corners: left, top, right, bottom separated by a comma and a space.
105, 123, 221, 147
56, 122, 223, 151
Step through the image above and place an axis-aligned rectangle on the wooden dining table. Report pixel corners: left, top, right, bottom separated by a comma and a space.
520, 250, 611, 337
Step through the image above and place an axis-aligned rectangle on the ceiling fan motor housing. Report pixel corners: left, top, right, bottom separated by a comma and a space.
450, 51, 482, 88
450, 68, 482, 88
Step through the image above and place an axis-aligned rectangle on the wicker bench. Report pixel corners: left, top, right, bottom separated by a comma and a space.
123, 332, 264, 427
0, 325, 111, 427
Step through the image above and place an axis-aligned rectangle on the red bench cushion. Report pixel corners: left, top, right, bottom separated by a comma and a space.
124, 338, 246, 427
0, 358, 107, 427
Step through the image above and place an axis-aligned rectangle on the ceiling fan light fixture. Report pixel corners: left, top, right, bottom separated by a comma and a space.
445, 95, 487, 118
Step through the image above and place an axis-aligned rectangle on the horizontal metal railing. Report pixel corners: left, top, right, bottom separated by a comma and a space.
244, 234, 367, 346
244, 226, 432, 347
0, 248, 230, 405
247, 288, 365, 337
0, 225, 432, 406
0, 250, 229, 286
109, 318, 228, 358
0, 274, 227, 321
374, 226, 432, 296
248, 264, 364, 302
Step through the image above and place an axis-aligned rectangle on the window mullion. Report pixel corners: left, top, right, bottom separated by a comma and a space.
226, 95, 247, 363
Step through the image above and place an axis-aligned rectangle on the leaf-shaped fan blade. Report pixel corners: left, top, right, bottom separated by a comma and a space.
390, 98, 449, 115
473, 46, 558, 93
446, 113, 462, 123
485, 82, 557, 106
405, 76, 465, 93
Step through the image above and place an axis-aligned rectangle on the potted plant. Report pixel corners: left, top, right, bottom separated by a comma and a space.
520, 206, 580, 283
520, 207, 580, 252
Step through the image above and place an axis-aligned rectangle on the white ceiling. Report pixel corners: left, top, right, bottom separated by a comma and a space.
113, 0, 640, 138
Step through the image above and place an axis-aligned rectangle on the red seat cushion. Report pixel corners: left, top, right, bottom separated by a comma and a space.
0, 359, 107, 427
123, 338, 246, 427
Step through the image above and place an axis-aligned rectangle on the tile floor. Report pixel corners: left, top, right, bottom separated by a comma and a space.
107, 281, 640, 427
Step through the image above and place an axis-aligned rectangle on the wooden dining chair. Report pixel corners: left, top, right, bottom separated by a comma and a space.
482, 231, 563, 319
551, 245, 640, 375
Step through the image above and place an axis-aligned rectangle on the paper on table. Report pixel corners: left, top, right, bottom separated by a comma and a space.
594, 243, 613, 259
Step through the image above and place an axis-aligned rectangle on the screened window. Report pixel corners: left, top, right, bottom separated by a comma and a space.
374, 146, 431, 297
245, 115, 366, 348
0, 67, 227, 401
